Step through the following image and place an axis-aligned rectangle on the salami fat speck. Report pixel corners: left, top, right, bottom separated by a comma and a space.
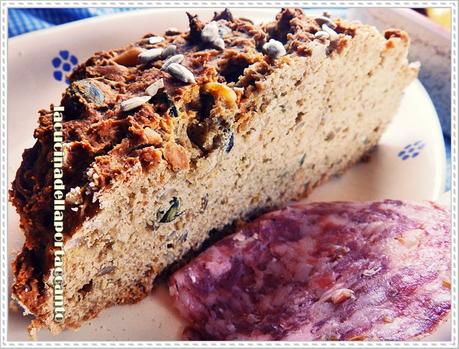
169, 200, 451, 340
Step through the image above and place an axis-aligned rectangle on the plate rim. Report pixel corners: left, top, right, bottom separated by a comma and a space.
7, 7, 283, 45
411, 79, 447, 198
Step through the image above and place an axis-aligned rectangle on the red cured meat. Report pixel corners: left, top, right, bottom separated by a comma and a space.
169, 200, 451, 340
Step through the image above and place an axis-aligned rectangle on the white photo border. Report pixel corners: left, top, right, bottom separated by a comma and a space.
0, 1, 457, 348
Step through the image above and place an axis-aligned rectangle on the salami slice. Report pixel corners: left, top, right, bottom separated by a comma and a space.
169, 200, 451, 340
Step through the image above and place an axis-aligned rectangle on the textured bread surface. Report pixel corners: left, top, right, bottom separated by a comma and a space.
10, 8, 418, 334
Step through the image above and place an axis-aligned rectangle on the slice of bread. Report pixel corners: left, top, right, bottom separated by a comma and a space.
10, 8, 419, 335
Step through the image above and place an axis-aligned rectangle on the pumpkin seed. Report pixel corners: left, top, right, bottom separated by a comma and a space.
159, 197, 181, 223
169, 104, 179, 118
76, 80, 105, 105
179, 231, 188, 243
85, 84, 105, 105
299, 153, 306, 166
200, 194, 209, 213
225, 132, 234, 153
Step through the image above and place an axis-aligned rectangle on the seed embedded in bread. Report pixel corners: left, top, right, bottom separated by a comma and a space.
262, 39, 286, 59
161, 44, 177, 58
145, 79, 165, 97
120, 95, 152, 111
138, 48, 164, 63
166, 63, 196, 84
148, 36, 165, 44
162, 54, 184, 70
201, 21, 225, 50
113, 46, 143, 66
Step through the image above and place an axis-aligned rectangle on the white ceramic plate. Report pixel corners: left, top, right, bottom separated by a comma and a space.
7, 8, 448, 341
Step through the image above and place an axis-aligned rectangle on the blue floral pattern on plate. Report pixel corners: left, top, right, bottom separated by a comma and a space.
398, 141, 426, 160
52, 50, 78, 84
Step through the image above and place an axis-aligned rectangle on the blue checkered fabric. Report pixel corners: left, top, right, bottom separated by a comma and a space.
8, 8, 138, 37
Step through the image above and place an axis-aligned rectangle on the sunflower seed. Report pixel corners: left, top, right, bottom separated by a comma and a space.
212, 37, 225, 50
148, 36, 164, 44
145, 79, 165, 97
217, 22, 232, 37
262, 39, 286, 59
201, 21, 219, 42
314, 30, 330, 40
167, 63, 196, 84
161, 44, 177, 59
138, 48, 163, 63
162, 54, 184, 70
322, 24, 338, 40
315, 15, 337, 29
201, 21, 225, 50
121, 95, 151, 111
